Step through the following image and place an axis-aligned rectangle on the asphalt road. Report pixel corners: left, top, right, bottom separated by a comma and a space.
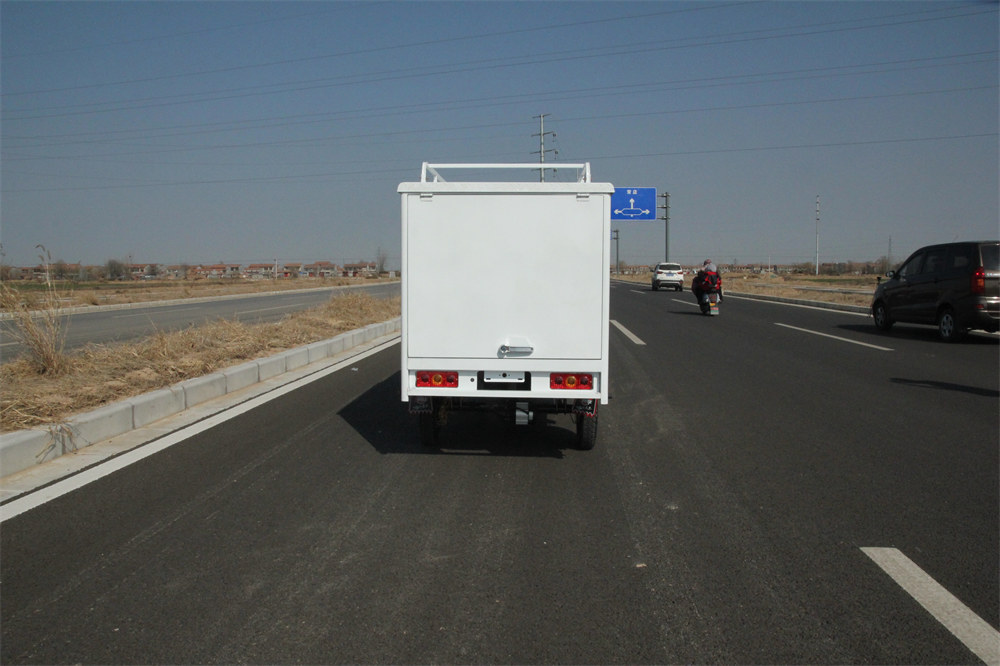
2, 283, 997, 664
0, 282, 400, 362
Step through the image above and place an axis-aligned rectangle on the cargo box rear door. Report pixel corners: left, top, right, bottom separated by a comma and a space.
405, 191, 607, 360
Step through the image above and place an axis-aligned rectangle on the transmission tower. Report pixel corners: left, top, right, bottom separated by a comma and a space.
532, 114, 557, 182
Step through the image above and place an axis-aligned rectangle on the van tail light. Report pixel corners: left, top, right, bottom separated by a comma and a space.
415, 371, 459, 388
550, 373, 593, 390
971, 267, 986, 294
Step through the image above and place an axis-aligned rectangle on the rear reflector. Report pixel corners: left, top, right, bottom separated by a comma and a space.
550, 373, 593, 390
416, 371, 459, 388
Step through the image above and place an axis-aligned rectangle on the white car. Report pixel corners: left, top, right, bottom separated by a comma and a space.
651, 262, 684, 291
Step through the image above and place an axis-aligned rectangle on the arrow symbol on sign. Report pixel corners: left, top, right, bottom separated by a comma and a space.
614, 198, 651, 217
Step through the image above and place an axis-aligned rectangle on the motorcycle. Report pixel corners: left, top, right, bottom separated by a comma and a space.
699, 291, 720, 316
692, 268, 722, 316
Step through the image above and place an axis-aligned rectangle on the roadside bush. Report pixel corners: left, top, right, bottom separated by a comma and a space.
0, 248, 68, 375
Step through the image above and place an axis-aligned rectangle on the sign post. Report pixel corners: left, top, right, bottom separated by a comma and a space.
658, 191, 670, 262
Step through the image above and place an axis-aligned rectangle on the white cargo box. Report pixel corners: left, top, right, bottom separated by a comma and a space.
398, 163, 614, 421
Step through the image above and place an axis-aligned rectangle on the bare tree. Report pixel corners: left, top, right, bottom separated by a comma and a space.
105, 259, 128, 281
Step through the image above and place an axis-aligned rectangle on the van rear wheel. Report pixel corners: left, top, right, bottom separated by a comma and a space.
937, 307, 966, 342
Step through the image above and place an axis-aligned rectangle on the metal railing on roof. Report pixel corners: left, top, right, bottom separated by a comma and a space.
420, 162, 592, 183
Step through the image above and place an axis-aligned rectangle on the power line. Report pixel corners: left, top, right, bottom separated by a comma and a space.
1, 3, 749, 96
5, 49, 993, 128
3, 3, 990, 110
570, 132, 998, 163
1, 5, 363, 60
3, 132, 993, 194
4, 84, 993, 161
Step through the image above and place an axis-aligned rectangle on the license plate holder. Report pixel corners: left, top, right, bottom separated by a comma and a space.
483, 371, 526, 383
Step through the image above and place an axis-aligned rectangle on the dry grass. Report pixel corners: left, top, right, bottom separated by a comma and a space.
1, 292, 400, 432
0, 253, 69, 375
0, 282, 68, 375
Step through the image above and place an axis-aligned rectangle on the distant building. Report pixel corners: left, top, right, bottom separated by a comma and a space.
280, 262, 302, 278
189, 264, 241, 279
245, 263, 276, 280
342, 262, 377, 277
304, 261, 340, 278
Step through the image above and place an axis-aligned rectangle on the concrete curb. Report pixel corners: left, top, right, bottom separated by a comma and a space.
0, 318, 401, 479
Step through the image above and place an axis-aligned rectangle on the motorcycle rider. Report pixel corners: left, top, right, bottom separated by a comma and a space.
691, 259, 722, 307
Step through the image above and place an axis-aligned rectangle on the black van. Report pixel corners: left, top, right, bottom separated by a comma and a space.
871, 240, 1000, 341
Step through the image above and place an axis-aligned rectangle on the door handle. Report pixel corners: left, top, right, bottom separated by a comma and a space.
499, 345, 533, 355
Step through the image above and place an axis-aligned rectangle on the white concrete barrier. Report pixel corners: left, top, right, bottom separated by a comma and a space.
256, 355, 286, 381
181, 374, 227, 407
131, 386, 186, 428
224, 361, 260, 394
283, 347, 310, 371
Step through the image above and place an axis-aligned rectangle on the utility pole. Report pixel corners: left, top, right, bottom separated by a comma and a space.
814, 195, 820, 276
532, 114, 557, 182
612, 229, 620, 274
658, 192, 670, 261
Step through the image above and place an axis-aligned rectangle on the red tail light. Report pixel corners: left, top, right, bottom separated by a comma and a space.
416, 371, 459, 388
971, 267, 986, 294
550, 373, 593, 390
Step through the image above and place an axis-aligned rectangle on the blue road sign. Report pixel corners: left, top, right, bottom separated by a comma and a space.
611, 187, 656, 221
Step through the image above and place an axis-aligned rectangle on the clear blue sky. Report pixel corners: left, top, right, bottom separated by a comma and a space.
2, 1, 997, 270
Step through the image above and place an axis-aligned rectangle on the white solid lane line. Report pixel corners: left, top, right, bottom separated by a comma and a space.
610, 319, 646, 346
775, 323, 893, 351
862, 547, 999, 665
0, 338, 399, 523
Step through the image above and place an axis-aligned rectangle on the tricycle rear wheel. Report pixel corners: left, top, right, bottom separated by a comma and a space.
575, 413, 597, 450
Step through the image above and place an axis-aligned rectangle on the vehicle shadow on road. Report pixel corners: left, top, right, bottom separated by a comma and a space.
338, 373, 574, 458
837, 323, 1000, 345
890, 377, 1000, 398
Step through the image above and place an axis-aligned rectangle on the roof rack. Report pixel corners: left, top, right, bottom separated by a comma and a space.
420, 162, 592, 184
